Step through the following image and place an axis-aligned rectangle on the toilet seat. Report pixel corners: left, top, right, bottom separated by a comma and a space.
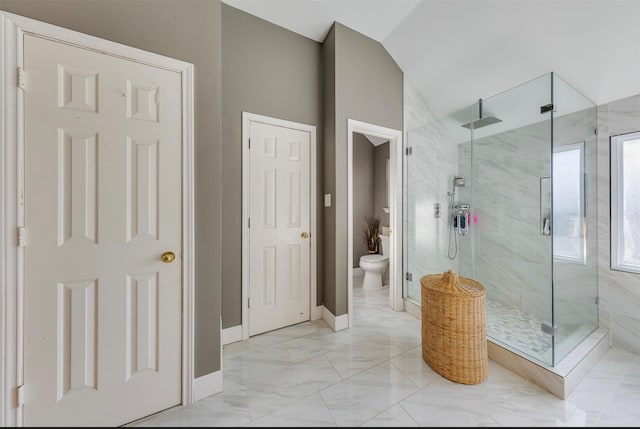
360, 254, 389, 264
359, 254, 389, 290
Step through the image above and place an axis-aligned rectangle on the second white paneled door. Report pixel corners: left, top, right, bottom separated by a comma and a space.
248, 121, 311, 336
22, 33, 182, 426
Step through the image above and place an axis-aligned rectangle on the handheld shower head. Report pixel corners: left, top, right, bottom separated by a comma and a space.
448, 176, 465, 203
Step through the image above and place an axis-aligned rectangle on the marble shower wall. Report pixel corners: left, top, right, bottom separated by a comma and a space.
457, 121, 553, 326
597, 93, 640, 355
403, 77, 459, 303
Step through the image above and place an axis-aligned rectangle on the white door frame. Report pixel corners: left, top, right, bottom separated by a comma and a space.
241, 112, 317, 340
0, 12, 196, 426
347, 119, 404, 327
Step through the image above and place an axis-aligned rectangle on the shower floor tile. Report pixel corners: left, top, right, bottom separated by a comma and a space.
487, 300, 552, 363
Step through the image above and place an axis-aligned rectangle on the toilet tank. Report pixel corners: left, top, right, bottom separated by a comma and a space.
379, 234, 390, 257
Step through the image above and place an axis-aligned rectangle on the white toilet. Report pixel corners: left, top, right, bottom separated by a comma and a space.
359, 234, 390, 290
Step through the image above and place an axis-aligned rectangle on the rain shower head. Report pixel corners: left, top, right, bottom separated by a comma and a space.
461, 98, 502, 129
461, 116, 502, 129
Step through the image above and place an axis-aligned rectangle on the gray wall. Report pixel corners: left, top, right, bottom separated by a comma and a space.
374, 142, 390, 226
597, 93, 640, 355
0, 0, 223, 377
352, 133, 375, 267
324, 22, 403, 316
221, 4, 323, 327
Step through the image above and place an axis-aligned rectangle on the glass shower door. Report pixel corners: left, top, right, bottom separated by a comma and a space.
469, 74, 555, 366
404, 72, 599, 368
404, 108, 473, 304
551, 73, 599, 364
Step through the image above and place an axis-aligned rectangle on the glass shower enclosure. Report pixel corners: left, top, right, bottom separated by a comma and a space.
404, 72, 598, 366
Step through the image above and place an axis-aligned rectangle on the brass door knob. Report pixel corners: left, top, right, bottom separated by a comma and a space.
161, 251, 176, 263
300, 232, 309, 239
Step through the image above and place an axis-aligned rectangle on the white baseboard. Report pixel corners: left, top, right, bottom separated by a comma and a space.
335, 313, 349, 331
225, 307, 324, 341
322, 306, 349, 332
193, 370, 222, 402
403, 298, 421, 320
311, 305, 323, 320
222, 325, 243, 346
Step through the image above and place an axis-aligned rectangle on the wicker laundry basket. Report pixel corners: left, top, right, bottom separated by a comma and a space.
421, 270, 488, 384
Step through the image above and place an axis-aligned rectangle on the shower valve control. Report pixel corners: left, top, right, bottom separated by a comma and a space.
453, 204, 471, 236
434, 203, 441, 218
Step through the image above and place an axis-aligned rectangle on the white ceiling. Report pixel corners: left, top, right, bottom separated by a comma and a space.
222, 0, 640, 120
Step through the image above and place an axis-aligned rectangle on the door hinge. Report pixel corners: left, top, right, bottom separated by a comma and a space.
405, 147, 413, 156
16, 385, 24, 408
541, 322, 558, 336
595, 296, 599, 305
248, 298, 250, 309
540, 103, 554, 114
405, 272, 413, 281
248, 218, 251, 228
17, 227, 27, 247
594, 127, 598, 136
17, 67, 25, 90
248, 138, 251, 149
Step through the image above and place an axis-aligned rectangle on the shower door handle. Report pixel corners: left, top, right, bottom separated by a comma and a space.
539, 176, 551, 236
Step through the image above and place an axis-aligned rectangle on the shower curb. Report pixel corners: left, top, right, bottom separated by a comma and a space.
488, 328, 610, 399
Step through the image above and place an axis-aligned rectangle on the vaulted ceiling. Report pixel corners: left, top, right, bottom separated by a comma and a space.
222, 0, 640, 120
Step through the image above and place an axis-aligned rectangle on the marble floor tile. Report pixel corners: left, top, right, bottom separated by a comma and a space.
244, 393, 337, 427
389, 346, 442, 388
362, 404, 418, 427
129, 273, 640, 427
320, 361, 420, 426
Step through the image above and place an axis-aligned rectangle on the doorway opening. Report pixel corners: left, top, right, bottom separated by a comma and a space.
347, 120, 403, 328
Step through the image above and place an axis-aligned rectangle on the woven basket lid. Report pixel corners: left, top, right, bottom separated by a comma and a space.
420, 270, 485, 297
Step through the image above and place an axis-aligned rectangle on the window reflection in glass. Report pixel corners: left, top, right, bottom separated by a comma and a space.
553, 142, 585, 263
622, 138, 640, 267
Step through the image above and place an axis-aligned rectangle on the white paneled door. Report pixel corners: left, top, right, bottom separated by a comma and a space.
249, 121, 311, 336
22, 34, 182, 426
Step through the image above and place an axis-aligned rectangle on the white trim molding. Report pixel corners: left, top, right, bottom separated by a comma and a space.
311, 305, 324, 321
192, 370, 223, 402
241, 112, 318, 340
0, 11, 196, 426
222, 325, 243, 346
0, 12, 19, 427
347, 119, 404, 329
403, 298, 422, 321
322, 306, 349, 332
